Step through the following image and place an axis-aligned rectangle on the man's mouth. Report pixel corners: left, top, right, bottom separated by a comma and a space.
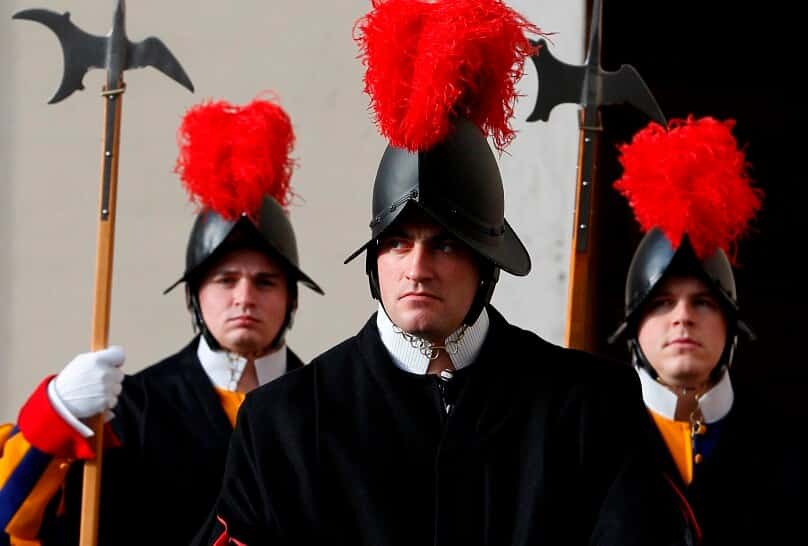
666, 337, 700, 348
400, 291, 440, 301
229, 316, 259, 325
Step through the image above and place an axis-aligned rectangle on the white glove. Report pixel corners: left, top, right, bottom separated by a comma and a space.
52, 346, 126, 420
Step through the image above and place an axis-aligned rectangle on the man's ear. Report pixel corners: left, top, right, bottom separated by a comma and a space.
286, 306, 297, 332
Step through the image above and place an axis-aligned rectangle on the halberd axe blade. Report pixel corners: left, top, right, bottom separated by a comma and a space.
13, 0, 194, 104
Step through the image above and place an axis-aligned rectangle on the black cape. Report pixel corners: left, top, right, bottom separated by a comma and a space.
194, 309, 694, 546
39, 337, 303, 546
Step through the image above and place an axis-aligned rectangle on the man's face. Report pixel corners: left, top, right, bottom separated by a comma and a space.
198, 248, 290, 358
637, 276, 727, 388
376, 215, 480, 343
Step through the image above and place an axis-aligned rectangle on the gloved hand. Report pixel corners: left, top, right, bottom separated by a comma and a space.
52, 346, 126, 420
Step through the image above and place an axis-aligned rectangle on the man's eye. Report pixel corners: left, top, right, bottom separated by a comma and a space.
649, 298, 673, 309
381, 238, 409, 250
437, 241, 455, 253
695, 297, 718, 308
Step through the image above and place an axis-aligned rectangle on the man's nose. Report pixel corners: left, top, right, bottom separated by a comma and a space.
405, 243, 434, 282
233, 278, 255, 306
671, 300, 694, 325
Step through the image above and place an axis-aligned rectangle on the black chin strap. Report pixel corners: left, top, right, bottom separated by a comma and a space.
628, 330, 738, 383
188, 288, 221, 351
462, 263, 499, 326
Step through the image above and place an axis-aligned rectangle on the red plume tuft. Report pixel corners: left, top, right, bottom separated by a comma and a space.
174, 96, 296, 220
614, 116, 763, 261
354, 0, 544, 152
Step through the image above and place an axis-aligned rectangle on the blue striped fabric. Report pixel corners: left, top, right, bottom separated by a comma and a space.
0, 427, 52, 532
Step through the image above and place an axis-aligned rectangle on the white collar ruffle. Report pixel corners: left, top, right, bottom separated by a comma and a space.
375, 303, 490, 375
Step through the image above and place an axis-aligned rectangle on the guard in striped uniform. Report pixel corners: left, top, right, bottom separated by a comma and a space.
0, 96, 323, 546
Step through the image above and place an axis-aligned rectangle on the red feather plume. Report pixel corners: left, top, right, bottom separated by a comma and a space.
354, 0, 544, 152
174, 96, 296, 220
614, 116, 763, 261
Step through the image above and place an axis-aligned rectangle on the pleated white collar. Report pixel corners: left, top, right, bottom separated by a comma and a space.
375, 303, 490, 375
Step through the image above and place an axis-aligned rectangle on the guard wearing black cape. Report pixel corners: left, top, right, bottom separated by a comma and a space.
192, 1, 695, 545
609, 115, 808, 546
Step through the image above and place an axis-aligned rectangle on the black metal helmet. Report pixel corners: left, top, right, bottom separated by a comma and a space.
610, 227, 753, 375
348, 0, 542, 327
165, 195, 323, 352
609, 116, 762, 377
168, 95, 323, 353
344, 119, 531, 325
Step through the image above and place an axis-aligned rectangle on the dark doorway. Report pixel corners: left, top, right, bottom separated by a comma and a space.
590, 1, 805, 417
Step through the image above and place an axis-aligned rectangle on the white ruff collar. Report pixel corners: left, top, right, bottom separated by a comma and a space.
376, 303, 490, 375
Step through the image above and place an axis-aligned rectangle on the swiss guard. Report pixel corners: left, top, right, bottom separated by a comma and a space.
191, 1, 696, 545
0, 95, 323, 546
610, 115, 807, 546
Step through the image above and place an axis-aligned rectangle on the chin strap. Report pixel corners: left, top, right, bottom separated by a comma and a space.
462, 264, 499, 326
629, 331, 737, 384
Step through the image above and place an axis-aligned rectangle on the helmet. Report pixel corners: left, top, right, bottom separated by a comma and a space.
345, 119, 530, 325
349, 0, 542, 325
167, 96, 323, 351
166, 196, 322, 296
165, 197, 323, 351
609, 116, 763, 376
610, 227, 752, 374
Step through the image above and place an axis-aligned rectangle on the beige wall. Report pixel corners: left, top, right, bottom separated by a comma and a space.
1, 1, 583, 420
